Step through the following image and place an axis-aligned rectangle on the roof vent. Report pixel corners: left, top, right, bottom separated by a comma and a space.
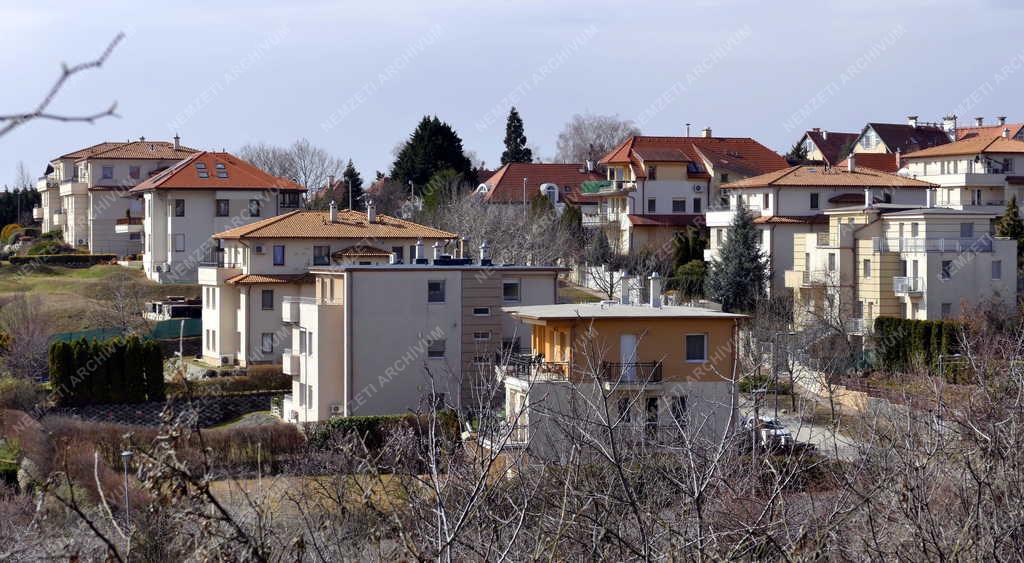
139, 136, 146, 142
702, 127, 712, 138
173, 133, 180, 150
366, 200, 377, 223
907, 115, 918, 127
998, 116, 1008, 126
975, 117, 985, 127
329, 200, 338, 223
1004, 127, 1012, 139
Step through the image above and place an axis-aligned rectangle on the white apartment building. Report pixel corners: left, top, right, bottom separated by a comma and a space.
129, 151, 306, 283
198, 203, 456, 368
34, 137, 196, 254
707, 157, 933, 293
588, 132, 789, 253
278, 255, 562, 423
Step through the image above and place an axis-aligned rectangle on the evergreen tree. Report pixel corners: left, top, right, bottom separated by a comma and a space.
674, 260, 707, 301
996, 196, 1024, 240
705, 204, 769, 312
71, 338, 91, 405
586, 230, 612, 265
124, 335, 145, 403
49, 341, 69, 405
89, 340, 109, 404
107, 337, 126, 403
143, 341, 165, 402
500, 107, 533, 165
529, 192, 555, 217
558, 205, 585, 256
785, 140, 809, 164
341, 159, 365, 210
391, 116, 474, 193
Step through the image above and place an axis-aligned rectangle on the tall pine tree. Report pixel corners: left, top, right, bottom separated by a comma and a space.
500, 107, 533, 165
705, 204, 769, 312
341, 159, 365, 210
391, 116, 473, 193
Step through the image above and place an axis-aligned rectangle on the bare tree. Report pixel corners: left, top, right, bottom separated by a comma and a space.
555, 112, 641, 163
0, 34, 123, 139
14, 162, 32, 191
238, 139, 344, 192
89, 270, 152, 336
236, 142, 297, 180
0, 294, 53, 380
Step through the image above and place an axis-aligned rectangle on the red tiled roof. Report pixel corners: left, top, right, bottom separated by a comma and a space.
76, 140, 197, 162
129, 151, 304, 193
214, 210, 455, 240
837, 153, 900, 173
478, 162, 602, 204
804, 130, 859, 165
56, 142, 127, 160
226, 273, 312, 285
723, 165, 934, 189
956, 123, 1024, 140
626, 214, 704, 227
900, 134, 1024, 159
754, 214, 829, 225
599, 136, 788, 179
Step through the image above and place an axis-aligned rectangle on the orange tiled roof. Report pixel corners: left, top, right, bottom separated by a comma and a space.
956, 123, 1024, 140
479, 162, 602, 204
129, 151, 304, 193
754, 214, 828, 225
214, 209, 456, 240
226, 273, 312, 285
56, 142, 128, 160
837, 153, 900, 173
626, 214, 704, 228
900, 134, 1024, 159
77, 140, 197, 162
598, 136, 788, 179
723, 165, 935, 189
333, 245, 392, 257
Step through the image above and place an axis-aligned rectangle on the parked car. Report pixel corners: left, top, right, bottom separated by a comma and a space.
743, 416, 793, 447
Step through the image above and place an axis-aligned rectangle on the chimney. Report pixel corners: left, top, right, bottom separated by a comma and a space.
864, 188, 874, 208
998, 116, 1007, 126
1003, 127, 1012, 139
702, 127, 712, 138
907, 115, 919, 127
328, 200, 338, 223
432, 241, 443, 261
327, 174, 336, 190
822, 130, 828, 140
173, 134, 180, 150
685, 123, 691, 137
648, 273, 663, 308
926, 188, 934, 208
585, 159, 594, 173
366, 200, 377, 223
975, 116, 985, 127
943, 114, 958, 137
414, 239, 425, 262
847, 153, 856, 173
479, 240, 492, 266
895, 149, 902, 170
139, 136, 146, 142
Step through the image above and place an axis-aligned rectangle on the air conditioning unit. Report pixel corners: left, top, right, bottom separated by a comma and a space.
693, 184, 704, 192
220, 356, 231, 366
330, 404, 343, 415
253, 244, 264, 254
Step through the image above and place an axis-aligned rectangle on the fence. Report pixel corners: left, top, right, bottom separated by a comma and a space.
52, 318, 202, 343
47, 390, 282, 427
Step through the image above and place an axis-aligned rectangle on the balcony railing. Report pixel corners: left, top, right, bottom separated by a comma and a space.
599, 361, 663, 385
873, 237, 993, 253
495, 353, 663, 385
846, 318, 866, 334
282, 349, 300, 375
893, 276, 923, 295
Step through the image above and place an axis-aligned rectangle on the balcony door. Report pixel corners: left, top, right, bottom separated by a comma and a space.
620, 334, 638, 382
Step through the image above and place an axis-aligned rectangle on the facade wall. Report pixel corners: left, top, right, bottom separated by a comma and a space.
89, 190, 143, 256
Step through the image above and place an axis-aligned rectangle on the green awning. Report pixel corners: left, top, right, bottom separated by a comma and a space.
581, 180, 612, 194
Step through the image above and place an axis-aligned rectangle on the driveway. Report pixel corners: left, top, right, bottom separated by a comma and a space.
739, 395, 861, 461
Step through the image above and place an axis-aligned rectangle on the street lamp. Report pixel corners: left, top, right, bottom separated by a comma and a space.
121, 450, 133, 526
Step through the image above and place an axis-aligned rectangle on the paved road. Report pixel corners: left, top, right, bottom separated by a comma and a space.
739, 395, 861, 461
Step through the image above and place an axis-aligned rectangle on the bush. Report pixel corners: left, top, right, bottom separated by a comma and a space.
9, 253, 115, 266
874, 316, 962, 374
739, 373, 793, 395
25, 240, 73, 256
167, 370, 291, 397
0, 378, 41, 412
49, 336, 164, 406
305, 410, 460, 451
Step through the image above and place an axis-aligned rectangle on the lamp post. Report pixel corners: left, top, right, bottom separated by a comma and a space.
121, 450, 133, 526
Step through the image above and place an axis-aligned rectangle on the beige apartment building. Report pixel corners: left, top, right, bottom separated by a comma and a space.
278, 256, 562, 423
198, 203, 456, 369
34, 137, 196, 254
785, 204, 1016, 332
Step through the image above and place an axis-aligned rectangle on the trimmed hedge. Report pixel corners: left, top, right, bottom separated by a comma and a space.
49, 336, 164, 406
9, 253, 116, 266
874, 317, 960, 374
305, 410, 460, 451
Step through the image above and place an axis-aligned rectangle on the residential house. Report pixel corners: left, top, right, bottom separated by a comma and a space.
198, 203, 456, 369
851, 116, 951, 156
476, 162, 603, 215
591, 131, 789, 252
495, 279, 744, 460
129, 151, 306, 283
708, 157, 934, 293
794, 128, 859, 166
785, 204, 1016, 332
954, 116, 1024, 141
277, 251, 562, 423
34, 137, 196, 254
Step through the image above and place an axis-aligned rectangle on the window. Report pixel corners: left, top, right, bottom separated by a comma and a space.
391, 246, 404, 263
196, 163, 209, 178
273, 245, 285, 266
428, 280, 446, 303
281, 192, 300, 208
502, 279, 521, 302
261, 289, 274, 310
473, 307, 490, 316
313, 245, 331, 266
129, 232, 141, 241
911, 222, 919, 237
672, 198, 687, 213
720, 173, 729, 183
174, 199, 185, 217
993, 260, 1002, 280
307, 331, 314, 355
1004, 158, 1015, 173
693, 197, 702, 213
129, 166, 140, 180
248, 199, 261, 217
762, 193, 770, 209
215, 163, 228, 179
617, 397, 632, 422
261, 333, 274, 354
102, 166, 114, 179
941, 260, 952, 280
647, 198, 656, 213
901, 302, 909, 319
473, 331, 490, 342
685, 334, 707, 363
428, 339, 446, 358
960, 222, 974, 238
862, 258, 872, 278
299, 329, 307, 354
215, 199, 229, 217
648, 165, 658, 180
941, 303, 952, 318
670, 396, 687, 426
828, 253, 836, 271
810, 193, 819, 210
173, 233, 185, 252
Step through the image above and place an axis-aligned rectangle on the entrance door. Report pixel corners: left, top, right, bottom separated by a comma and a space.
620, 334, 638, 382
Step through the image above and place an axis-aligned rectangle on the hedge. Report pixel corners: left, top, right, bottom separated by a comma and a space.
9, 254, 116, 266
873, 317, 960, 374
305, 411, 460, 451
49, 336, 164, 406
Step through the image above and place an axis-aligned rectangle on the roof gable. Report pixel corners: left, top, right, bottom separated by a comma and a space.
479, 162, 602, 203
129, 151, 304, 193
598, 135, 788, 178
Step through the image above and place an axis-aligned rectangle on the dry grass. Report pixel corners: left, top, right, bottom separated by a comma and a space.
209, 472, 409, 516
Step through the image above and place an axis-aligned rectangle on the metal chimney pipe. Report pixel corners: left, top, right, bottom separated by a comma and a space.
328, 200, 338, 223
649, 273, 663, 308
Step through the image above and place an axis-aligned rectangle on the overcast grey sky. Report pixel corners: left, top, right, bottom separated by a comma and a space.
2, 0, 1023, 186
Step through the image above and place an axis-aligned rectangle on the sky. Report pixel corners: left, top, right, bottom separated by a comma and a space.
2, 0, 1024, 187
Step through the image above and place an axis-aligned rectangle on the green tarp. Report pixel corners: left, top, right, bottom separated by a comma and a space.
580, 180, 612, 194
52, 318, 202, 343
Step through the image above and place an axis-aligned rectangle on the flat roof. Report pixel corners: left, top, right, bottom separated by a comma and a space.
503, 303, 746, 321
309, 263, 567, 274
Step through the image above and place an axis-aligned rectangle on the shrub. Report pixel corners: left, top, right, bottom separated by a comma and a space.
49, 335, 164, 406
167, 370, 291, 397
9, 253, 115, 266
739, 373, 793, 395
25, 240, 73, 256
0, 378, 40, 412
305, 410, 461, 451
873, 317, 962, 374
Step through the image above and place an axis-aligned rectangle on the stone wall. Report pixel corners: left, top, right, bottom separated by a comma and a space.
48, 391, 284, 427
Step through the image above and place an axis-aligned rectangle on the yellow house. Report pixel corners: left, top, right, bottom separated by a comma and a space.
497, 297, 744, 457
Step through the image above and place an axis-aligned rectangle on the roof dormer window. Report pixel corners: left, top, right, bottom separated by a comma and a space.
196, 162, 209, 179
215, 163, 228, 178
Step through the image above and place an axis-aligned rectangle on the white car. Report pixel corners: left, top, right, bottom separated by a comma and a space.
743, 416, 793, 447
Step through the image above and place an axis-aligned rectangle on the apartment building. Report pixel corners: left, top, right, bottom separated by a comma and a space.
785, 204, 1016, 332
587, 132, 789, 252
278, 255, 562, 423
495, 278, 744, 459
476, 162, 603, 214
898, 131, 1024, 213
34, 137, 196, 254
198, 203, 456, 368
793, 129, 859, 166
129, 151, 306, 283
707, 157, 933, 293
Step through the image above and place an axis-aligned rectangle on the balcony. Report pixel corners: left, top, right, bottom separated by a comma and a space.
598, 361, 663, 389
582, 213, 612, 227
846, 318, 867, 334
873, 237, 994, 253
282, 297, 305, 323
59, 179, 88, 197
495, 352, 663, 387
893, 276, 923, 295
705, 205, 763, 228
282, 349, 300, 376
32, 207, 43, 221
114, 216, 143, 234
52, 211, 65, 226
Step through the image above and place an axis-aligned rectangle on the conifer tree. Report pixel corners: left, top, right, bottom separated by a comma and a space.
124, 335, 145, 403
143, 341, 165, 402
341, 159, 365, 211
705, 204, 769, 312
500, 107, 533, 165
391, 116, 473, 192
